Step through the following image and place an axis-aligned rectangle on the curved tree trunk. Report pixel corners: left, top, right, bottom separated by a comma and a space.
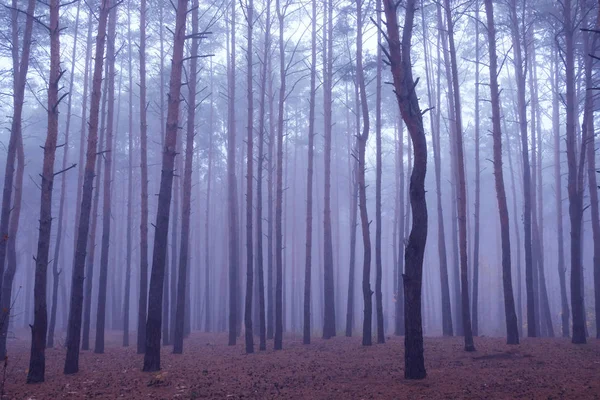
383, 0, 428, 380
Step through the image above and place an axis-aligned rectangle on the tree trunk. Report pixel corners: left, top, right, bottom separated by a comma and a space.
421, 0, 451, 336
374, 0, 384, 345
322, 0, 336, 341
267, 41, 275, 340
0, 0, 36, 309
173, 0, 199, 355
27, 0, 61, 383
274, 0, 286, 350
382, 0, 428, 379
356, 0, 372, 347
48, 0, 81, 350
142, 0, 188, 371
509, 0, 536, 337
564, 0, 586, 345
484, 0, 520, 345
205, 58, 215, 332
94, 4, 117, 355
443, 0, 475, 351
227, 0, 240, 347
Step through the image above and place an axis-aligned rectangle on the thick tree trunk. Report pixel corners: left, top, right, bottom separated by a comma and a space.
142, 0, 188, 371
27, 0, 60, 383
383, 0, 428, 379
443, 0, 475, 351
356, 0, 372, 347
484, 0, 520, 345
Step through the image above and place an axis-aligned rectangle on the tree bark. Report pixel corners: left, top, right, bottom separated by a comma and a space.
382, 0, 428, 379
484, 0, 520, 345
0, 0, 36, 309
27, 0, 61, 383
227, 0, 240, 347
443, 0, 475, 351
356, 0, 372, 347
322, 0, 336, 340
143, 0, 188, 371
509, 0, 536, 337
94, 4, 117, 355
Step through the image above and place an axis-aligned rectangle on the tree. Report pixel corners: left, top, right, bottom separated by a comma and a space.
137, 0, 150, 354
356, 0, 372, 347
274, 0, 286, 351
382, 0, 428, 379
420, 0, 452, 336
483, 0, 519, 345
303, 0, 316, 346
563, 0, 586, 345
143, 0, 189, 371
173, 0, 199, 354
322, 0, 336, 340
443, 0, 475, 352
95, 3, 118, 354
227, 0, 240, 347
244, 0, 255, 355
27, 0, 61, 383
256, 0, 271, 351
374, 0, 384, 345
508, 0, 536, 337
0, 0, 36, 360
65, 0, 111, 374
48, 0, 81, 350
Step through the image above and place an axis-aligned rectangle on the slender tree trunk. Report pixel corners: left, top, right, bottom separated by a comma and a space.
551, 47, 569, 338
303, 0, 316, 345
27, 0, 60, 383
274, 0, 286, 350
421, 0, 451, 336
564, 0, 586, 345
94, 5, 117, 355
137, 0, 150, 354
227, 0, 240, 347
322, 0, 336, 340
0, 1, 29, 357
383, 0, 428, 379
471, 0, 481, 337
0, 0, 36, 308
142, 0, 188, 371
484, 0, 519, 345
443, 0, 475, 351
205, 58, 214, 332
243, 0, 255, 355
356, 0, 372, 347
509, 0, 536, 337
375, 0, 384, 345
122, 0, 135, 348
173, 0, 199, 354
48, 1, 81, 350
267, 45, 275, 340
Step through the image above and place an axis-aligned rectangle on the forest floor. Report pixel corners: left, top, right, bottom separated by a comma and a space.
2, 331, 600, 399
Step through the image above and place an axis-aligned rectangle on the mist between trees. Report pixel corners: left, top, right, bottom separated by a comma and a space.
0, 0, 597, 384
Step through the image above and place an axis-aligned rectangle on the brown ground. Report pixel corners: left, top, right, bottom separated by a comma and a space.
3, 332, 600, 399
